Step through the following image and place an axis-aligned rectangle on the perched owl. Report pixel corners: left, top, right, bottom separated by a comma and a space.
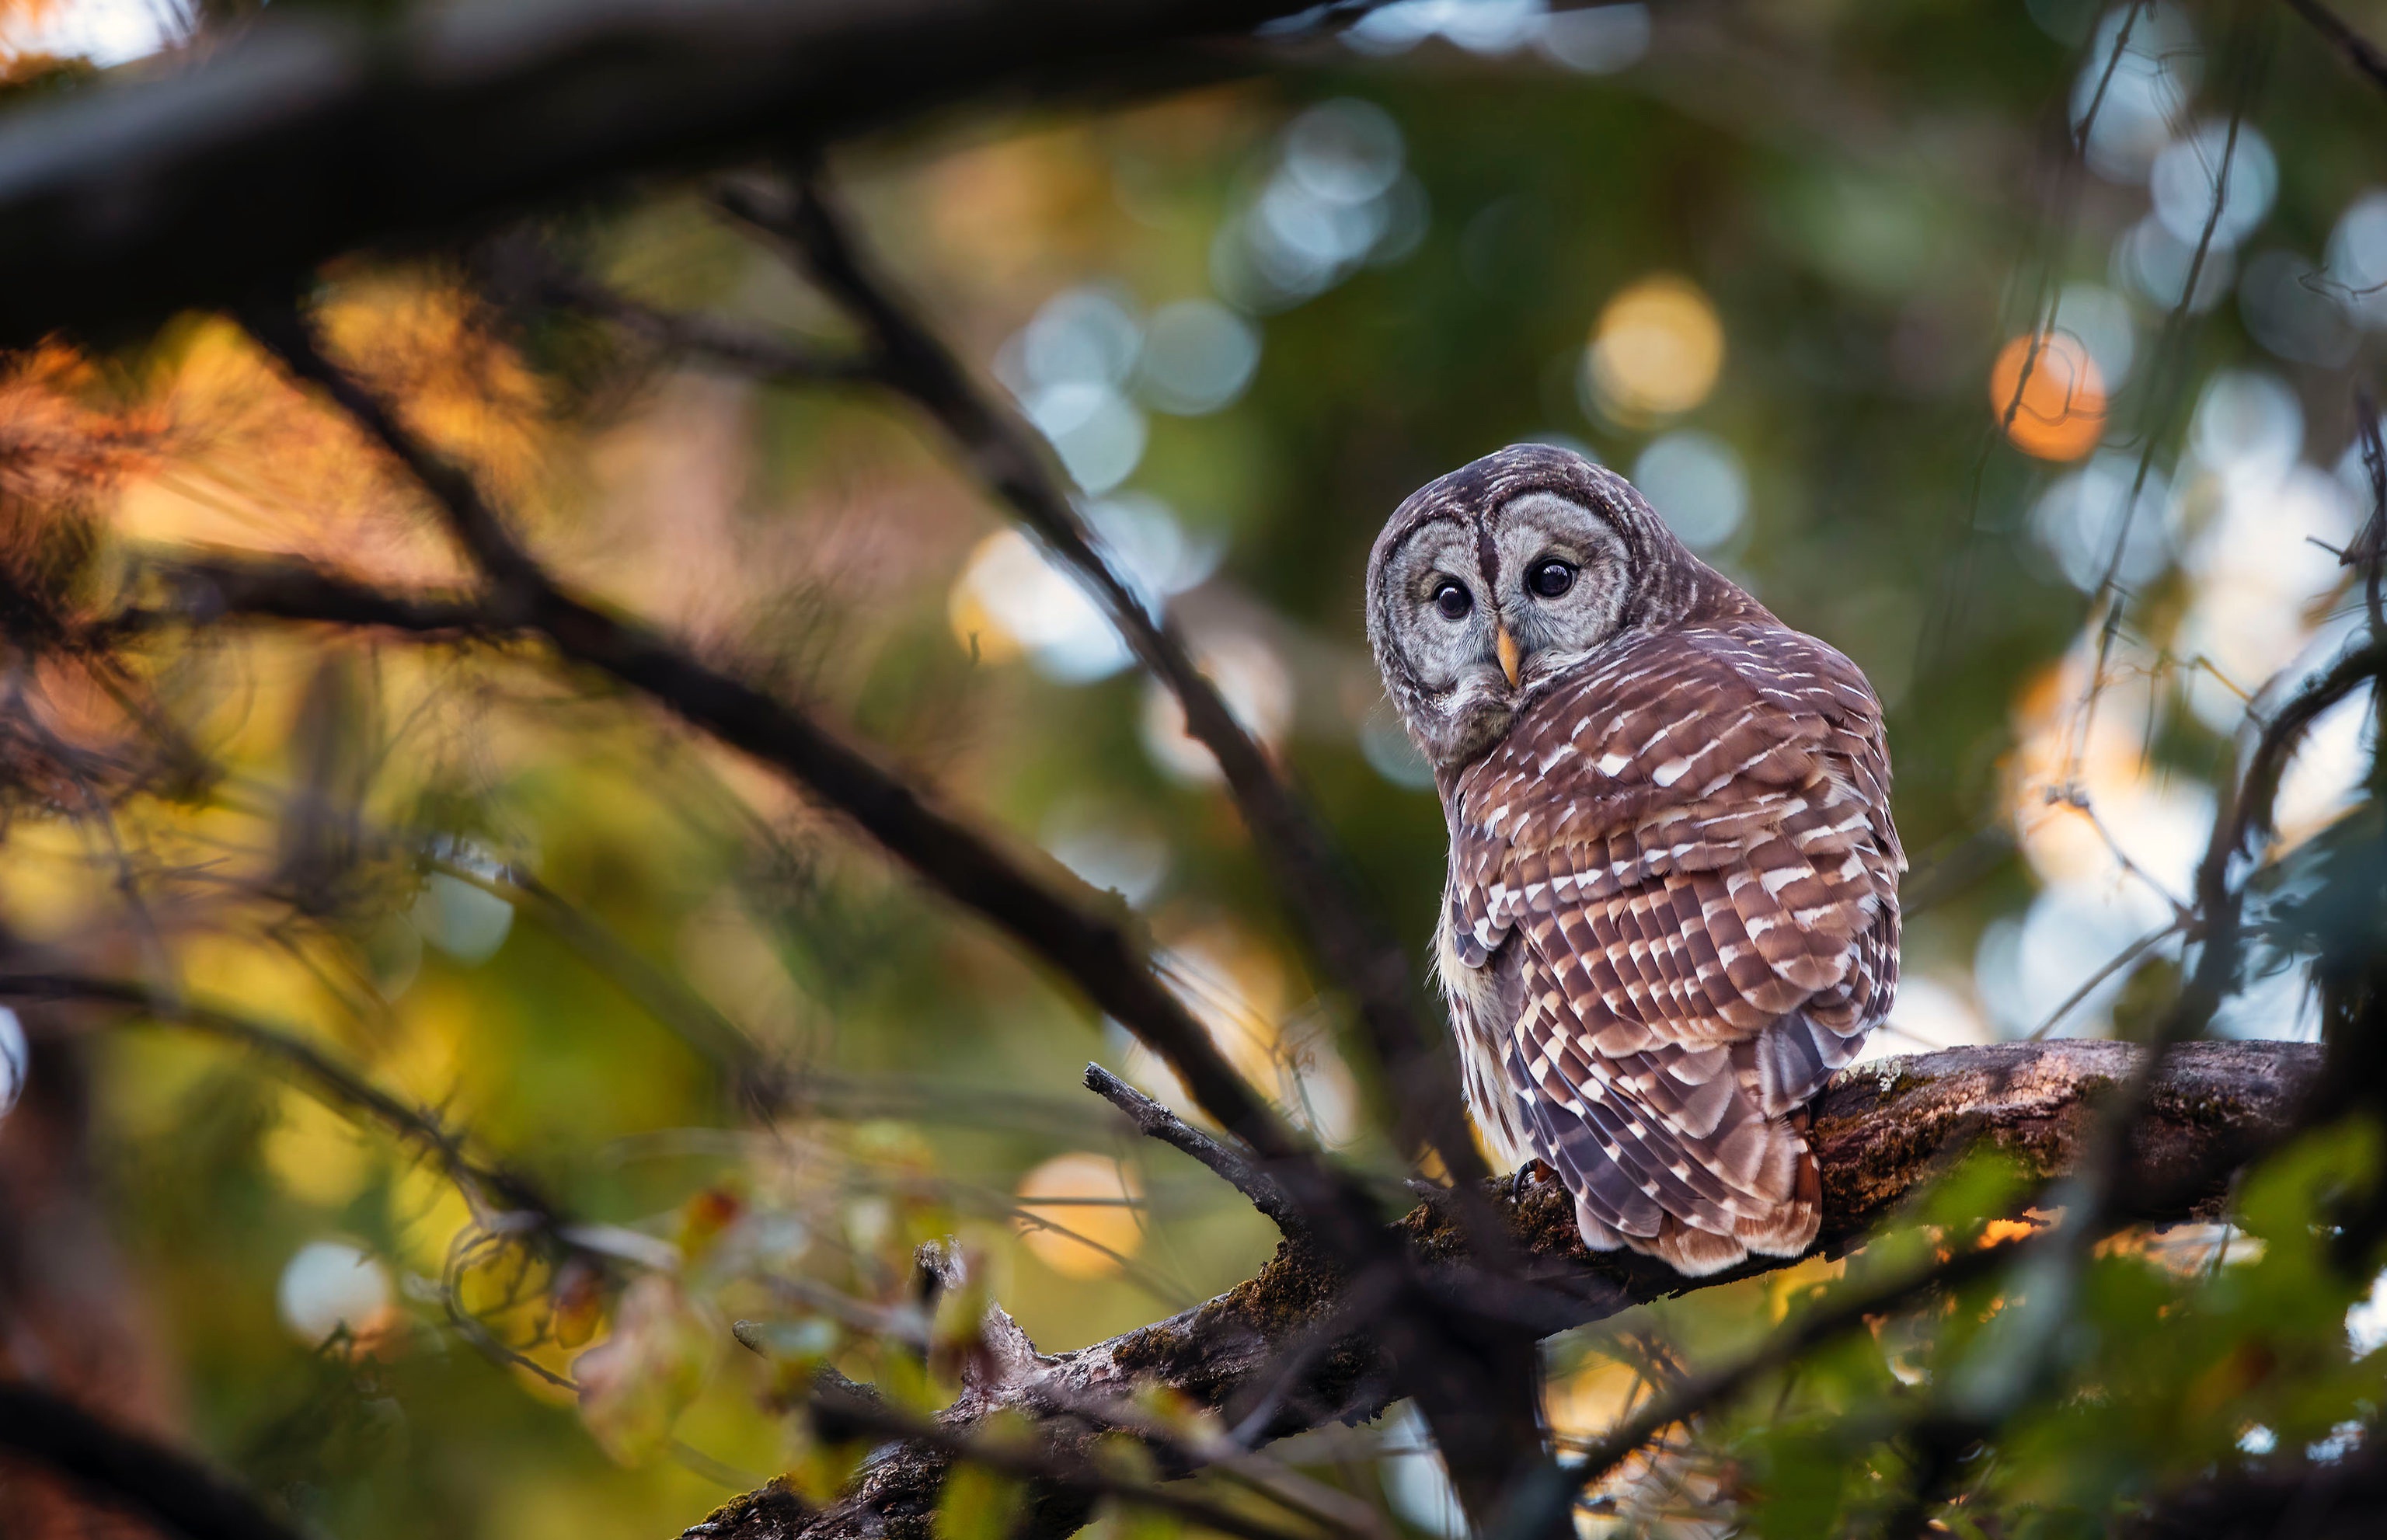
1366, 444, 1901, 1276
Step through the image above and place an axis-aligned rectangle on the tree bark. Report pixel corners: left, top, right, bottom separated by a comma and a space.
682, 1039, 2323, 1540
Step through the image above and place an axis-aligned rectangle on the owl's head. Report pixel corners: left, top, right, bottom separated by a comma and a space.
1365, 442, 1740, 775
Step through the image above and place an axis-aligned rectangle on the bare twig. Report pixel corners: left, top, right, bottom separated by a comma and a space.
1084, 1061, 1303, 1237
2023, 918, 2184, 1040
0, 970, 561, 1226
2282, 0, 2387, 95
0, 1380, 311, 1540
2065, 54, 2262, 784
238, 300, 550, 608
1024, 1381, 1396, 1540
2347, 389, 2387, 636
433, 856, 768, 1085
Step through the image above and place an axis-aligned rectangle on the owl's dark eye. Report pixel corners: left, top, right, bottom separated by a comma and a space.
1528, 559, 1577, 599
1432, 580, 1472, 621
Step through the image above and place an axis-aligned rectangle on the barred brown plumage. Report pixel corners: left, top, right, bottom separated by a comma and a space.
1367, 444, 1901, 1275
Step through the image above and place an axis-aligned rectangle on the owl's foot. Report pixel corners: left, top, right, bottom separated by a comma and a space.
1507, 1158, 1557, 1203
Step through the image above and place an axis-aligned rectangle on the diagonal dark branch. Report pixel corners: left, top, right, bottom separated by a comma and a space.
1085, 1061, 1304, 1237
238, 299, 551, 609
212, 326, 1314, 1176
0, 1381, 310, 1540
708, 173, 1490, 1197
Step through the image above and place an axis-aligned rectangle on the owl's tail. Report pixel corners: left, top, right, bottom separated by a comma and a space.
1634, 1127, 1821, 1276
1538, 1011, 1863, 1277
1559, 1110, 1821, 1277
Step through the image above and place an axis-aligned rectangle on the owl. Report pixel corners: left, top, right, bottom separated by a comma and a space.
1365, 444, 1901, 1276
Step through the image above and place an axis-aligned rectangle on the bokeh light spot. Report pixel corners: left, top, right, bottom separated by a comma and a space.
2150, 120, 2277, 251
1632, 430, 1747, 551
278, 1239, 395, 1348
950, 528, 1130, 683
1990, 332, 2105, 461
1136, 300, 1260, 415
0, 1006, 23, 1123
1015, 1153, 1144, 1279
1586, 274, 1723, 423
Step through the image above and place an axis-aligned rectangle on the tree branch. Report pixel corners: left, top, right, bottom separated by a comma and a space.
0, 0, 1351, 350
0, 970, 561, 1227
0, 1379, 309, 1540
172, 361, 1312, 1180
682, 1040, 2323, 1540
238, 300, 552, 608
788, 1381, 1336, 1540
1084, 1062, 1304, 1238
2283, 0, 2387, 97
521, 260, 881, 385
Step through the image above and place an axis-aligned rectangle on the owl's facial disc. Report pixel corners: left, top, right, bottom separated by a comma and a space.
1367, 514, 1518, 766
1486, 491, 1633, 690
1368, 490, 1643, 769
1369, 443, 1735, 779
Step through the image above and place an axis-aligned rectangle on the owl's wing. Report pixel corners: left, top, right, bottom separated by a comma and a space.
1448, 623, 1900, 1273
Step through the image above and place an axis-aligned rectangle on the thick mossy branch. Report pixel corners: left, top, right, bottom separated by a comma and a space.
688, 1040, 2321, 1540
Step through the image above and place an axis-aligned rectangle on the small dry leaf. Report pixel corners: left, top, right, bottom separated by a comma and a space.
571, 1274, 719, 1465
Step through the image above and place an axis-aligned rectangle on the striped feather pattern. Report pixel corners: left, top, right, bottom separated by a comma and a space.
1439, 620, 1901, 1275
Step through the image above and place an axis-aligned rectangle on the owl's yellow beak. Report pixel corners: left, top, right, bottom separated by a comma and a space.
1496, 624, 1522, 689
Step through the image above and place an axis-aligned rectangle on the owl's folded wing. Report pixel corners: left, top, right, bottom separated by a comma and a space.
1444, 625, 1900, 1272
1445, 624, 1898, 1069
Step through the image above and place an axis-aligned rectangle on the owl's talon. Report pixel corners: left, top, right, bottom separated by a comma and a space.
1507, 1159, 1556, 1203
